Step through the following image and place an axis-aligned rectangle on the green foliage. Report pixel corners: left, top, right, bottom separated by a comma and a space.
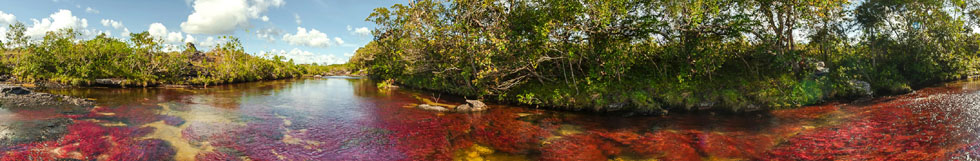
357, 0, 980, 113
0, 28, 335, 87
4, 22, 28, 50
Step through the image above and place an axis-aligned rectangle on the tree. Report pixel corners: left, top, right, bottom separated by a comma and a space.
129, 31, 161, 53
5, 22, 28, 49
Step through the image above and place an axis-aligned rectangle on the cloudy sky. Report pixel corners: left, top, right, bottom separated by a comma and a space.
0, 0, 404, 65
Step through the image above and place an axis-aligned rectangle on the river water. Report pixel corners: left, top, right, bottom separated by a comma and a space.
1, 77, 979, 160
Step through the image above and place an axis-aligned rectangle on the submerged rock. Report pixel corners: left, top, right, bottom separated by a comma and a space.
0, 118, 73, 147
417, 100, 490, 112
467, 100, 487, 109
418, 104, 450, 112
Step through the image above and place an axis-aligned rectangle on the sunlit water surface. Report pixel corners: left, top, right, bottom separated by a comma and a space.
1, 78, 979, 160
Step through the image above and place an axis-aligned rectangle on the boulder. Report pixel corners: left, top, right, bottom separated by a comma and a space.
466, 100, 487, 109
848, 80, 873, 97
454, 100, 488, 112
455, 104, 472, 112
94, 79, 126, 86
0, 85, 31, 95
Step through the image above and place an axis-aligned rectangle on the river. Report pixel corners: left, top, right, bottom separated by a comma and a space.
1, 77, 979, 160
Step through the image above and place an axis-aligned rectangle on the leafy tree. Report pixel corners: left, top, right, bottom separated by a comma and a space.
5, 22, 28, 49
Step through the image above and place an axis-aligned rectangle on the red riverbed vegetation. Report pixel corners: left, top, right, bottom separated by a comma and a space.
3, 82, 980, 160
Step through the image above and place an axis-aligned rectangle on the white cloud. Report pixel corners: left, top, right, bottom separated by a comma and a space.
85, 7, 100, 14
294, 13, 301, 25
100, 19, 124, 29
199, 36, 229, 48
185, 34, 196, 43
149, 23, 185, 44
180, 0, 284, 34
121, 28, 131, 37
352, 27, 370, 36
181, 0, 248, 34
265, 48, 346, 64
261, 16, 269, 22
247, 0, 284, 18
282, 27, 335, 48
255, 27, 281, 41
333, 37, 344, 44
26, 10, 88, 38
0, 11, 16, 25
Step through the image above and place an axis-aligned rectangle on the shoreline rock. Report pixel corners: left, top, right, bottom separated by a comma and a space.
1, 85, 31, 95
0, 84, 94, 109
417, 104, 450, 112
416, 99, 490, 113
455, 100, 488, 112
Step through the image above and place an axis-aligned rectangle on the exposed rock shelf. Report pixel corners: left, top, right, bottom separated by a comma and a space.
0, 84, 94, 109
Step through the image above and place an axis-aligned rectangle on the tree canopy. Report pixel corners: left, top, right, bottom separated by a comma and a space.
355, 0, 980, 113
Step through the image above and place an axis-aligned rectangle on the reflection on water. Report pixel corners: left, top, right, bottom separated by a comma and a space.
1, 78, 979, 160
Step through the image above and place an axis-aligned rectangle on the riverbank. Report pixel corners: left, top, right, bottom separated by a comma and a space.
377, 73, 978, 116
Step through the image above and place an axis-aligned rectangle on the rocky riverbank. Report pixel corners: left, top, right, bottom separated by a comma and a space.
0, 85, 94, 109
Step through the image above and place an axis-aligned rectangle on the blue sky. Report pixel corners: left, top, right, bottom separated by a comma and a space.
0, 0, 405, 64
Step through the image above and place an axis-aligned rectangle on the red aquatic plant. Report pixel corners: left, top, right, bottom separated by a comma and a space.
471, 109, 550, 154
594, 129, 700, 161
693, 132, 771, 159
196, 150, 242, 161
195, 107, 406, 161
765, 98, 958, 160
0, 120, 164, 161
770, 103, 839, 120
105, 139, 175, 161
377, 110, 463, 160
540, 134, 609, 161
1, 148, 57, 161
58, 121, 110, 157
